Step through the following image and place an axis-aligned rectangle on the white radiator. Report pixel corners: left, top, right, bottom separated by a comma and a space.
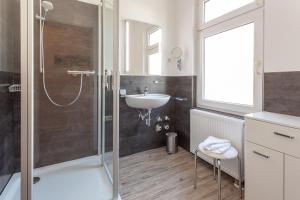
190, 109, 245, 180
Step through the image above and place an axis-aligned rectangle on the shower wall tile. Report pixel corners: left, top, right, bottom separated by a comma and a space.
0, 0, 21, 193
0, 0, 20, 73
0, 72, 14, 194
0, 72, 20, 194
35, 19, 98, 167
264, 71, 300, 117
119, 75, 195, 157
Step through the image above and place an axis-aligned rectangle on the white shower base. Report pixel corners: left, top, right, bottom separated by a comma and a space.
0, 156, 113, 200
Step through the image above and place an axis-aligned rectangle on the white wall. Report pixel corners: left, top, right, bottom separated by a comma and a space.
264, 0, 300, 72
119, 0, 195, 76
120, 0, 300, 75
167, 0, 195, 76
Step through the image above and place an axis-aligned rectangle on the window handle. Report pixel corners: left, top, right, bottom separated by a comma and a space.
255, 60, 263, 75
274, 132, 295, 140
253, 151, 269, 159
256, 0, 264, 6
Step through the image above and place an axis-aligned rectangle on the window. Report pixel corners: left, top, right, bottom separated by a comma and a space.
200, 0, 263, 29
198, 4, 263, 114
148, 53, 161, 75
148, 29, 161, 46
146, 27, 162, 75
204, 0, 254, 22
204, 23, 254, 106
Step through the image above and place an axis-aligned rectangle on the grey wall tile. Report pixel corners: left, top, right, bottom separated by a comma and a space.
34, 3, 99, 167
0, 72, 20, 194
0, 0, 20, 193
264, 72, 300, 117
120, 75, 195, 157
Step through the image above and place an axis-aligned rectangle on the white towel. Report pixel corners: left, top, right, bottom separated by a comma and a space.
201, 136, 232, 154
201, 136, 230, 147
204, 143, 231, 154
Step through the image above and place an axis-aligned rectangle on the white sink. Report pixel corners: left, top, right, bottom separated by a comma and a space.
125, 94, 171, 109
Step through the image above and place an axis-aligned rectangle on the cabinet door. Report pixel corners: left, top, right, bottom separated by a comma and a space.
285, 155, 300, 200
245, 142, 283, 200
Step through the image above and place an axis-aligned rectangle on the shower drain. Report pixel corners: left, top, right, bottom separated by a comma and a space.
33, 177, 41, 184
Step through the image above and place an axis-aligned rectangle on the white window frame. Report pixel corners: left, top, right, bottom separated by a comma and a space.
199, 0, 264, 30
197, 9, 264, 115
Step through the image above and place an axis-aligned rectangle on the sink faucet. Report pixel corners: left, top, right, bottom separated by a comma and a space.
144, 86, 149, 96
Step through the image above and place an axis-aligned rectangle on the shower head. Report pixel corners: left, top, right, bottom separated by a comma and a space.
42, 1, 54, 12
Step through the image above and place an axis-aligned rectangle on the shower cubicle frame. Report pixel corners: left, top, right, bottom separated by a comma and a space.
20, 0, 120, 199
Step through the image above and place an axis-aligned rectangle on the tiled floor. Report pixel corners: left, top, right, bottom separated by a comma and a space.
120, 147, 242, 200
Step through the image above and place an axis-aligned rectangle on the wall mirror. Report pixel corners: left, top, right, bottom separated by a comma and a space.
121, 19, 162, 76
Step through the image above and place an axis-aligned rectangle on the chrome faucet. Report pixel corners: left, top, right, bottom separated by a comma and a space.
144, 86, 149, 96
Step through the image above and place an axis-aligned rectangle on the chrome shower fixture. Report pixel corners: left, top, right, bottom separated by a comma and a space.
42, 1, 54, 12
36, 1, 54, 21
36, 0, 86, 107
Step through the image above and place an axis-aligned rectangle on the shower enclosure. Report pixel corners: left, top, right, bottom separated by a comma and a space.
0, 0, 119, 199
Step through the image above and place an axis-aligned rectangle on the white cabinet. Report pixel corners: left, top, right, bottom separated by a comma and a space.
245, 112, 300, 200
285, 155, 300, 200
245, 142, 283, 200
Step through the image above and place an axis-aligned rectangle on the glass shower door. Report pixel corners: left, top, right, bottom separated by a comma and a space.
20, 0, 119, 199
102, 0, 114, 179
30, 0, 114, 200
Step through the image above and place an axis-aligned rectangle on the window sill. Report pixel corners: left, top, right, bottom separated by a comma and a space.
193, 105, 248, 119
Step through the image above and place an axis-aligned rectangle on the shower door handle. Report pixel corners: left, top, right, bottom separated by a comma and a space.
104, 70, 112, 91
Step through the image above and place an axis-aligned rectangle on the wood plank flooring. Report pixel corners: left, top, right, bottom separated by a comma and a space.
120, 147, 242, 200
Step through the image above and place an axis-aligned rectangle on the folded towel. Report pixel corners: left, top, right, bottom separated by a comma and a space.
204, 143, 231, 154
201, 136, 230, 147
201, 136, 232, 154
204, 142, 231, 151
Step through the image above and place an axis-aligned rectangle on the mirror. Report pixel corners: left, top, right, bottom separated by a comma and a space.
121, 19, 162, 75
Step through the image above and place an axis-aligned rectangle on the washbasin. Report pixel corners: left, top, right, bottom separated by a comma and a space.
125, 94, 171, 109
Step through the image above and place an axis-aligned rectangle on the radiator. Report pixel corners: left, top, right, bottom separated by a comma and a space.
190, 109, 245, 180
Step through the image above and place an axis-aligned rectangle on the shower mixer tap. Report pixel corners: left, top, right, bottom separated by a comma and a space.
67, 70, 96, 77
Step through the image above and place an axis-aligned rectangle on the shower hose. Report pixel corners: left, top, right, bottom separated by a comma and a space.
41, 16, 83, 107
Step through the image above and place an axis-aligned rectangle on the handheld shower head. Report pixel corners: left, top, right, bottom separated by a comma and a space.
42, 1, 54, 12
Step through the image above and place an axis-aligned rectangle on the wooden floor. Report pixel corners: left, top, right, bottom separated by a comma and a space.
120, 147, 242, 200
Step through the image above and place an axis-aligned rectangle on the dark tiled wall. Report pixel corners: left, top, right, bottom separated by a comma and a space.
264, 71, 300, 117
171, 76, 196, 150
0, 72, 20, 194
119, 76, 195, 157
34, 13, 99, 167
0, 0, 20, 73
0, 0, 20, 194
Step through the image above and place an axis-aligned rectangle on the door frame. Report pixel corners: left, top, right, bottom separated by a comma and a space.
100, 0, 120, 199
20, 0, 34, 199
112, 0, 120, 198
